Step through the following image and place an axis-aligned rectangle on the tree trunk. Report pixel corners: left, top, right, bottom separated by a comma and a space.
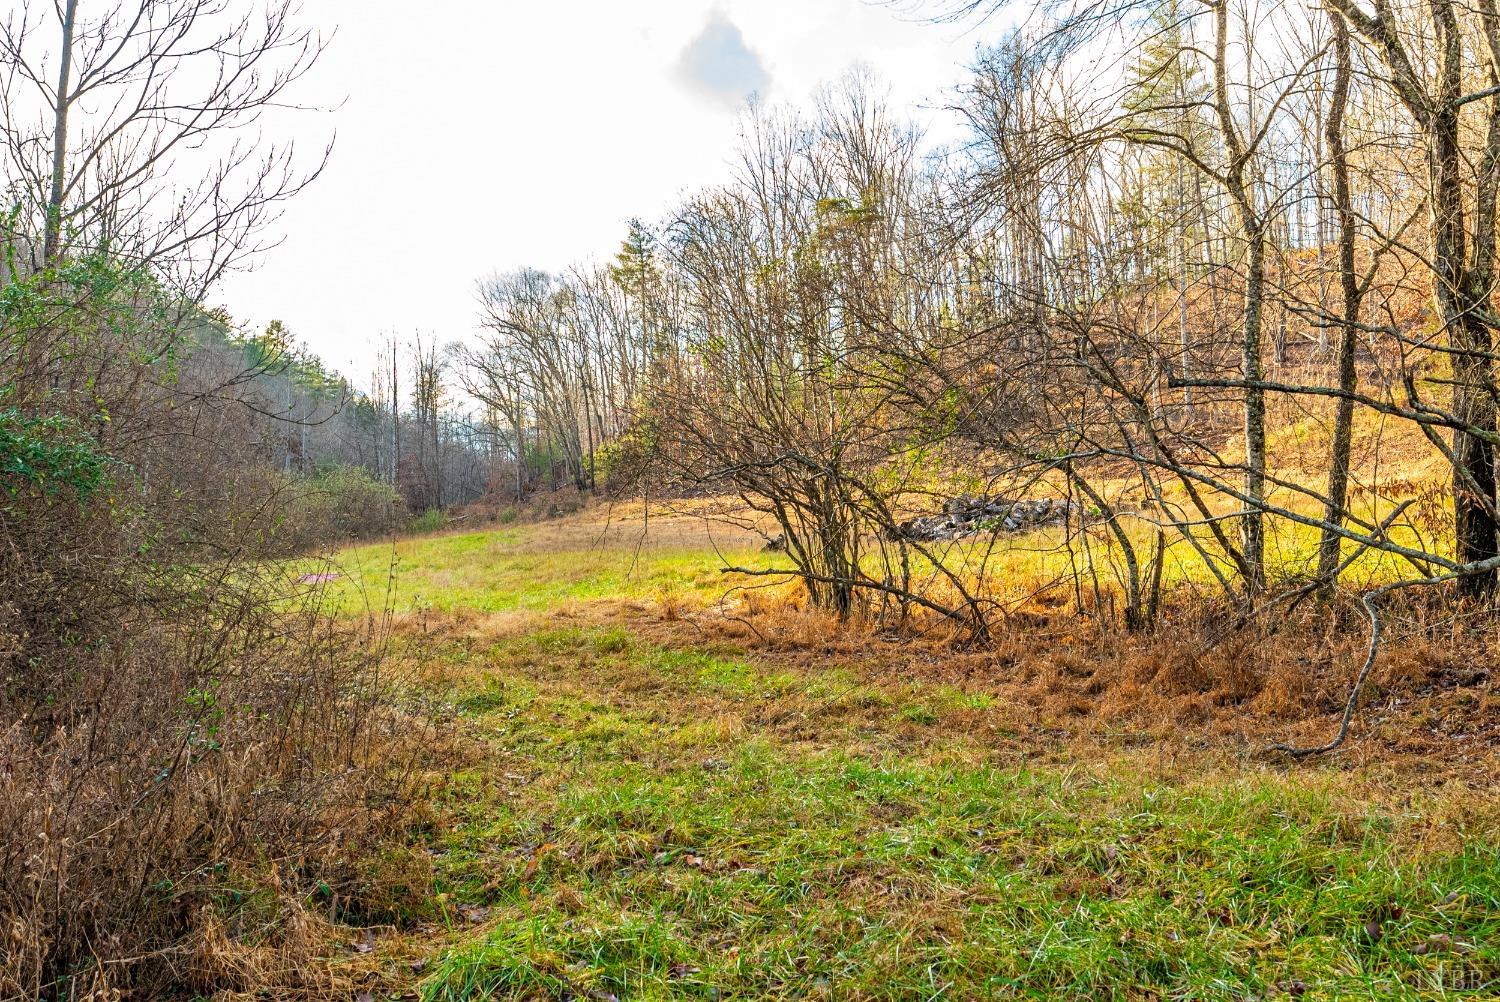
1211, 0, 1267, 591
514, 412, 525, 503
1327, 0, 1500, 593
1428, 4, 1499, 594
390, 338, 401, 487
1241, 228, 1268, 591
1316, 6, 1361, 595
43, 0, 79, 264
1450, 307, 1499, 596
1177, 158, 1192, 415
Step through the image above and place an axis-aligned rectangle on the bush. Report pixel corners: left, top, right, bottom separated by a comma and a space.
233, 465, 407, 557
0, 408, 111, 501
297, 464, 407, 544
1, 254, 434, 994
592, 425, 656, 496
314, 464, 407, 536
0, 446, 425, 998
410, 507, 448, 533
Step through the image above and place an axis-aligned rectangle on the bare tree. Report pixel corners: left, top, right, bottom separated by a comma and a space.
1314, 2, 1364, 593
0, 0, 329, 292
1322, 0, 1500, 596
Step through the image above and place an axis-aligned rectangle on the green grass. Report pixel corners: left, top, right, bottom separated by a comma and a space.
423, 666, 1498, 1001
329, 519, 1497, 1000
311, 526, 777, 616
312, 480, 1450, 627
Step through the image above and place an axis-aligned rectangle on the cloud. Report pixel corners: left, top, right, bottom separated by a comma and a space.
675, 10, 771, 108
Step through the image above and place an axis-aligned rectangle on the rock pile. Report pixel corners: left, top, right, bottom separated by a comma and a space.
894, 496, 1074, 543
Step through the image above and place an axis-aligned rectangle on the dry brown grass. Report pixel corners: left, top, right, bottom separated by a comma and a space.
366, 476, 1500, 792
388, 557, 1499, 795
0, 478, 441, 999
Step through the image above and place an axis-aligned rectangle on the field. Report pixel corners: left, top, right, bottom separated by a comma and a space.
313, 504, 1500, 1001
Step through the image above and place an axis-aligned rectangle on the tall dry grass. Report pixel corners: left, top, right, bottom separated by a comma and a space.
0, 453, 429, 998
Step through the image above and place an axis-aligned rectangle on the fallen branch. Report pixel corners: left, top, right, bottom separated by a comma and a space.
1266, 583, 1389, 759
1269, 550, 1500, 758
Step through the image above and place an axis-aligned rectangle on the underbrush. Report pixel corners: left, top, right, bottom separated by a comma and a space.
324, 511, 1500, 752
725, 576, 1500, 752
410, 507, 449, 534
452, 486, 589, 530
0, 443, 431, 997
233, 464, 410, 556
291, 464, 410, 547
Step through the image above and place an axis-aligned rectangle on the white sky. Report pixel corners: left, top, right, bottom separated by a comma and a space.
212, 1, 991, 384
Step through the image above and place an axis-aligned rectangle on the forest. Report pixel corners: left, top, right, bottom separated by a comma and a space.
3, 0, 1500, 999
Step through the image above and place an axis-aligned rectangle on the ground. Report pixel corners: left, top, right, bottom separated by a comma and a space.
311, 503, 1500, 1001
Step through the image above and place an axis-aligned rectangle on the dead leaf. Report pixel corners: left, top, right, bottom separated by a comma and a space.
523, 841, 557, 879
456, 903, 491, 923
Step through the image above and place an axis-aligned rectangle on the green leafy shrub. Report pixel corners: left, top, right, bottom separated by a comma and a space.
246, 466, 406, 555
593, 424, 657, 495
306, 464, 407, 540
0, 408, 111, 502
410, 507, 448, 533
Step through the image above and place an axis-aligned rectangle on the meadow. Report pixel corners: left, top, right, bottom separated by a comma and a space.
311, 504, 1500, 1001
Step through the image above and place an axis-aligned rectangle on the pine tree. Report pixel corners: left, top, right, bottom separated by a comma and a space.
1120, 0, 1216, 283
1120, 1, 1220, 415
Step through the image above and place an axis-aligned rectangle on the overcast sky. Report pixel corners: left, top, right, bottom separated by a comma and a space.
213, 1, 991, 383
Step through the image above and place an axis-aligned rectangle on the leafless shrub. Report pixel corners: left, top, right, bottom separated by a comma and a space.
0, 455, 429, 997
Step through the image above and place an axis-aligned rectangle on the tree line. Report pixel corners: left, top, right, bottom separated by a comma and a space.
460, 0, 1500, 725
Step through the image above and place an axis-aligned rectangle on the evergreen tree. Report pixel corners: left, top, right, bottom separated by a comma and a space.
1120, 0, 1216, 282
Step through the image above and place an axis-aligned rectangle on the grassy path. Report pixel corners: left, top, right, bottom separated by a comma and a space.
331, 519, 1500, 1001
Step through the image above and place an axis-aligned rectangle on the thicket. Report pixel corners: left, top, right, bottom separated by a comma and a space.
0, 2, 429, 993
0, 249, 431, 998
